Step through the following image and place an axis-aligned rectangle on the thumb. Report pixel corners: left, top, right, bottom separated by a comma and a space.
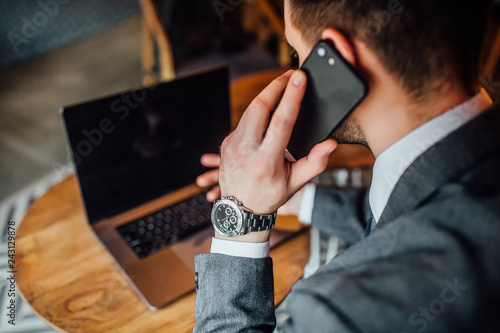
288, 139, 337, 192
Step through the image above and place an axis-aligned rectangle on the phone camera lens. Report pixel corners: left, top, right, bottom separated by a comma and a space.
317, 47, 326, 58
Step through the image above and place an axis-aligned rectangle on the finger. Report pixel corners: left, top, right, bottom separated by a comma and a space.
288, 139, 337, 192
238, 70, 293, 143
196, 169, 219, 187
200, 154, 221, 168
206, 186, 221, 202
263, 70, 307, 154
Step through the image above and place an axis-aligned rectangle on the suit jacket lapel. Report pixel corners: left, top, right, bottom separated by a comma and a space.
377, 104, 500, 228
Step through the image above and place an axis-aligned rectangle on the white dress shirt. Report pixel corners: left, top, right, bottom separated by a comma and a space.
211, 89, 492, 258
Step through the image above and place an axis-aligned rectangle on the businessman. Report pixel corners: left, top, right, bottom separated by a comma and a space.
194, 0, 500, 332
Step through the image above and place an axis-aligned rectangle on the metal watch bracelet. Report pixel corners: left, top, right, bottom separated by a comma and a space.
241, 211, 278, 234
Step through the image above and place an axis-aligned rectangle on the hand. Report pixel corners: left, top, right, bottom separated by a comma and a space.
196, 154, 221, 202
197, 154, 307, 216
219, 70, 337, 217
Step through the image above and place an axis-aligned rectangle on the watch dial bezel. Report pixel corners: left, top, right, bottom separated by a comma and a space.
211, 198, 244, 237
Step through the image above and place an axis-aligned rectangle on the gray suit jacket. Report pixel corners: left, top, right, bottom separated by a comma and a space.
193, 105, 500, 332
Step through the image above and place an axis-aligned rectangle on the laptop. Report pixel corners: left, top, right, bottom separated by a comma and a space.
61, 67, 232, 309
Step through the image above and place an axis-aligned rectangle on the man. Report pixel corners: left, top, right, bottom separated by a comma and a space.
194, 0, 500, 331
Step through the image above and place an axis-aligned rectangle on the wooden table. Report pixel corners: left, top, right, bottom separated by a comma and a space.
16, 69, 374, 332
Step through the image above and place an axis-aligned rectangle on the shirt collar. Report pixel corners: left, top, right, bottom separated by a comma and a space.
369, 88, 492, 222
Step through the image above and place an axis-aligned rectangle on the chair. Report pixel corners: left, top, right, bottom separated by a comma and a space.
139, 0, 175, 85
138, 0, 291, 85
244, 0, 293, 68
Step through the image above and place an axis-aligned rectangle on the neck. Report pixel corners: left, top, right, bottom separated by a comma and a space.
352, 53, 470, 157
361, 87, 469, 157
343, 42, 476, 158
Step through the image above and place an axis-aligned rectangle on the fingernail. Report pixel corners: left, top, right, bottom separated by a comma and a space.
292, 71, 304, 86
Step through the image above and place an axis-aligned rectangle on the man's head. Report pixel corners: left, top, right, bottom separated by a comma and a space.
286, 0, 492, 100
284, 0, 493, 155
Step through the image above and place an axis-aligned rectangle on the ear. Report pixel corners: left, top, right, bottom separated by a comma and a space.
321, 28, 357, 67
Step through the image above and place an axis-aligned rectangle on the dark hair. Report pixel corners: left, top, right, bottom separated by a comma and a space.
289, 0, 493, 101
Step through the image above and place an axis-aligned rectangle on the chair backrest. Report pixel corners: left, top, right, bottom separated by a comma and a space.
159, 0, 220, 63
140, 0, 249, 83
139, 0, 175, 82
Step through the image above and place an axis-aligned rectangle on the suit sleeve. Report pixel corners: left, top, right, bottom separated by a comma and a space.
311, 185, 371, 245
193, 187, 371, 332
193, 253, 276, 333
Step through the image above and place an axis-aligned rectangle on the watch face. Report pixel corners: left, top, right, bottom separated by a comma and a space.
211, 199, 243, 237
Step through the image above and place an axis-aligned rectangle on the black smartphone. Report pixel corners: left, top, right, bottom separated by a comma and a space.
285, 40, 368, 160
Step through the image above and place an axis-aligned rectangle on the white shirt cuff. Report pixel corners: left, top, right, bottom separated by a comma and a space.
297, 183, 316, 224
210, 237, 270, 258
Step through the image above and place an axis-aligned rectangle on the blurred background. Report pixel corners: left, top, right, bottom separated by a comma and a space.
0, 1, 290, 331
0, 0, 292, 206
0, 1, 500, 331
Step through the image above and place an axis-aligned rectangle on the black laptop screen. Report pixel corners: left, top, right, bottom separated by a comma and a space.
62, 67, 231, 224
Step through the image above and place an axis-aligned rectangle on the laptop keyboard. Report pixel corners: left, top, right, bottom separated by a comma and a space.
116, 193, 213, 259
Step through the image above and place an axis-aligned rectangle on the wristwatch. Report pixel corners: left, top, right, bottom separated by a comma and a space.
211, 196, 277, 237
